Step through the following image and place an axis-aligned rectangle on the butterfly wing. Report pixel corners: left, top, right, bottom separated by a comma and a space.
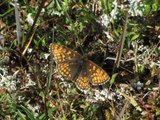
75, 69, 90, 91
87, 60, 110, 85
56, 61, 83, 80
49, 43, 82, 80
76, 60, 110, 90
49, 43, 82, 63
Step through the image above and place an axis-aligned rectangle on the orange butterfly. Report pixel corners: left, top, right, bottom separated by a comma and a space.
49, 43, 110, 91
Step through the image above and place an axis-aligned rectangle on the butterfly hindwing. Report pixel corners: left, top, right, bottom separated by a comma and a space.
57, 61, 82, 80
75, 67, 90, 90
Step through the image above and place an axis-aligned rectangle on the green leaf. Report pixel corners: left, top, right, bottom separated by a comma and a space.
138, 65, 145, 74
131, 34, 139, 41
109, 73, 118, 85
72, 113, 77, 120
20, 105, 36, 120
156, 108, 160, 116
17, 110, 26, 120
155, 47, 160, 56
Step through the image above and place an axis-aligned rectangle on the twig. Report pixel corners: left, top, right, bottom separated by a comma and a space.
116, 100, 128, 120
133, 41, 138, 74
22, 0, 46, 55
114, 11, 128, 69
22, 31, 35, 55
14, 0, 22, 46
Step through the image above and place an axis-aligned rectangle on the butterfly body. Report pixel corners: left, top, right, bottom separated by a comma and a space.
49, 43, 110, 91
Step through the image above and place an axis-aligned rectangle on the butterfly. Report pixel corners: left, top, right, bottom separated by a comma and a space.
49, 43, 110, 91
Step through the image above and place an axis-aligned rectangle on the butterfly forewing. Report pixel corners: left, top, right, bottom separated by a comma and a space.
87, 60, 110, 85
49, 44, 81, 63
50, 43, 82, 80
